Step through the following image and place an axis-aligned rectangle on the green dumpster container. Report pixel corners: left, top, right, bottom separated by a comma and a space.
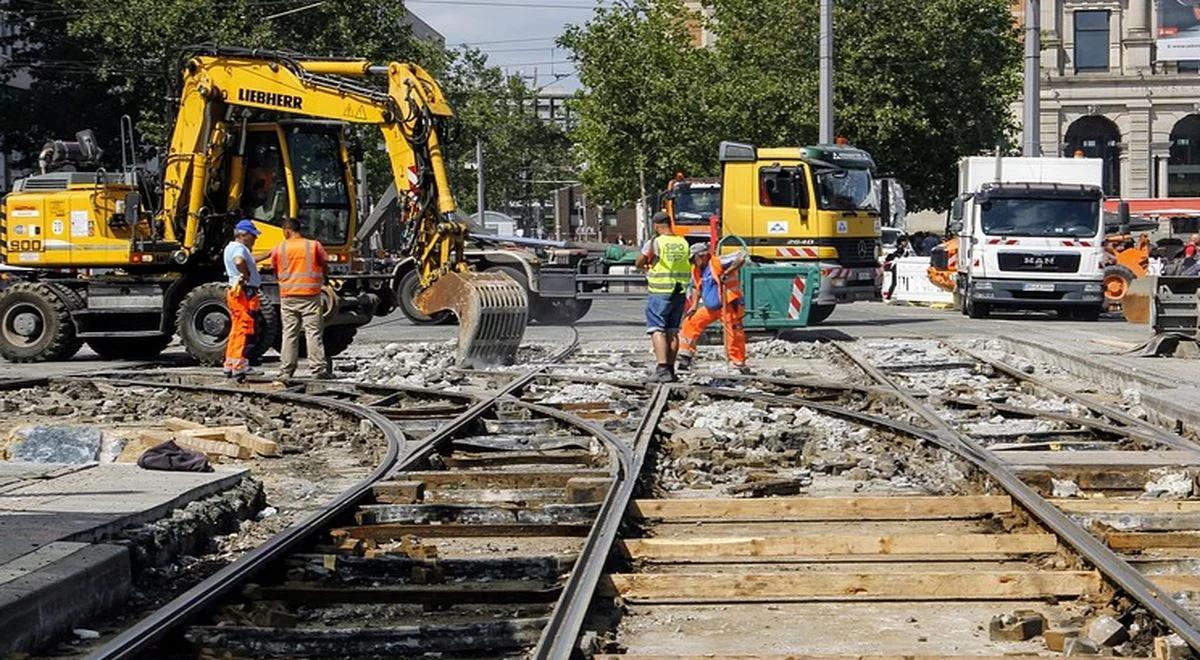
721, 236, 820, 330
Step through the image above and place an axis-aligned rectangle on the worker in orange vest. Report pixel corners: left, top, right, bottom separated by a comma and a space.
270, 217, 330, 380
677, 242, 748, 372
223, 219, 262, 382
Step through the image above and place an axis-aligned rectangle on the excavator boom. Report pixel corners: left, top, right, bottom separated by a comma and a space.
165, 48, 526, 364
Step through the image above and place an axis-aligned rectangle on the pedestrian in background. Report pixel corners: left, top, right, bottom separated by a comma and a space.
223, 219, 261, 382
270, 217, 330, 380
635, 212, 691, 382
677, 242, 747, 372
883, 235, 913, 301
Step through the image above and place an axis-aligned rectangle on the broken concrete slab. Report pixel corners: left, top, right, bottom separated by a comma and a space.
8, 426, 102, 464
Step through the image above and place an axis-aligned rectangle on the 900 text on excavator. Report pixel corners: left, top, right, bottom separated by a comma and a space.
0, 47, 528, 367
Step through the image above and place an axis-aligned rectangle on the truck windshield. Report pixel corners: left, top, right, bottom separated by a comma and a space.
674, 187, 720, 224
286, 130, 351, 245
980, 198, 1100, 238
816, 169, 876, 211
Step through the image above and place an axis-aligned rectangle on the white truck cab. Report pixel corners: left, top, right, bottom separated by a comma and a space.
949, 157, 1107, 320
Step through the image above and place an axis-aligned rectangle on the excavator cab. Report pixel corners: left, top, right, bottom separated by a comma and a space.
232, 122, 356, 264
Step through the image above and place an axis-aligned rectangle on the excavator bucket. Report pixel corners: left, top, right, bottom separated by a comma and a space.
415, 271, 529, 367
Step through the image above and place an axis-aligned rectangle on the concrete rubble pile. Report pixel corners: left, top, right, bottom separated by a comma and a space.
656, 396, 961, 494
336, 341, 554, 388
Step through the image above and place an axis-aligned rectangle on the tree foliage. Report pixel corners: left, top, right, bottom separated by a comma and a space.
560, 0, 1021, 210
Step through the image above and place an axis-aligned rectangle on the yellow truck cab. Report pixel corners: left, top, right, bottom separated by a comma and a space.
718, 141, 881, 323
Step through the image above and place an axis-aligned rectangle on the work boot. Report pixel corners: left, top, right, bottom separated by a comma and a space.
651, 364, 673, 383
676, 354, 693, 372
733, 362, 751, 375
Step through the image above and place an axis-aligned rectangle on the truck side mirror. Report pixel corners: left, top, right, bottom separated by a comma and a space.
1118, 201, 1131, 236
950, 197, 964, 221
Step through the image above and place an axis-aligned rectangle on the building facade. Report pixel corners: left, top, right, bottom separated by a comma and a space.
1033, 0, 1200, 199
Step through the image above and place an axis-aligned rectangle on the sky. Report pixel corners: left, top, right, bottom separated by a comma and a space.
405, 0, 604, 91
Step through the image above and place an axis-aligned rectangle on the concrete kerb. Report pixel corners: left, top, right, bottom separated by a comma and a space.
994, 335, 1200, 435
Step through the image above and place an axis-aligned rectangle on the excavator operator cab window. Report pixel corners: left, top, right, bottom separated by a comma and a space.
242, 133, 289, 224
285, 128, 351, 245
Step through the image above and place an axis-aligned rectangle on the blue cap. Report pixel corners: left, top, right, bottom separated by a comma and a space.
234, 219, 260, 236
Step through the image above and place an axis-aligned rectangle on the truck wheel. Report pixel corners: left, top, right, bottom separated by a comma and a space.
966, 298, 990, 319
0, 282, 81, 362
86, 335, 172, 360
398, 270, 453, 325
1103, 265, 1136, 304
533, 299, 592, 325
806, 304, 836, 325
43, 282, 84, 359
177, 283, 279, 366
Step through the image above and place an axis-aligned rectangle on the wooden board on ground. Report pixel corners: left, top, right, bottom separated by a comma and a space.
603, 570, 1102, 602
623, 533, 1058, 560
1052, 499, 1200, 514
998, 451, 1200, 467
630, 496, 1013, 522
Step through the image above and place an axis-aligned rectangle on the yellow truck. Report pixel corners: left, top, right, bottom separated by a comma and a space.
718, 141, 882, 323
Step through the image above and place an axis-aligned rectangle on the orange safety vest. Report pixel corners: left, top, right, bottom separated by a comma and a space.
272, 237, 323, 298
690, 254, 743, 309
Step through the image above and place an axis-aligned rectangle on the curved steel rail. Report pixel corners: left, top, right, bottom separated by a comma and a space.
833, 341, 1200, 652
87, 328, 585, 660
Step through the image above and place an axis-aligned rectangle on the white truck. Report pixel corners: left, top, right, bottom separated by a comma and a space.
947, 156, 1107, 320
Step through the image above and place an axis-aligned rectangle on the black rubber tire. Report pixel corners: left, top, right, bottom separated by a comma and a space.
0, 282, 81, 362
86, 335, 172, 360
43, 282, 84, 359
1103, 264, 1136, 303
177, 283, 280, 367
966, 298, 990, 319
806, 304, 836, 325
533, 299, 593, 325
397, 269, 453, 325
323, 325, 357, 357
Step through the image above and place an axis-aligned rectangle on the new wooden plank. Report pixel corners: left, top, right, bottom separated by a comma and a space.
179, 425, 250, 442
603, 570, 1102, 602
1052, 499, 1200, 514
1150, 574, 1200, 593
630, 496, 1013, 522
161, 417, 203, 431
1104, 530, 1200, 551
623, 533, 1058, 560
174, 436, 250, 459
999, 451, 1200, 467
226, 428, 280, 457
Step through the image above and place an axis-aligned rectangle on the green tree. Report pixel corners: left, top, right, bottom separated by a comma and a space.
428, 47, 573, 224
560, 0, 1021, 211
0, 0, 419, 169
559, 0, 716, 207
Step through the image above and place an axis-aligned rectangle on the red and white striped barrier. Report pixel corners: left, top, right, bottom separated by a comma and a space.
787, 276, 807, 319
775, 247, 820, 258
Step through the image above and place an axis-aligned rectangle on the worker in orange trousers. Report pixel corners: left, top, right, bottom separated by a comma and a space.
677, 242, 748, 372
223, 219, 262, 382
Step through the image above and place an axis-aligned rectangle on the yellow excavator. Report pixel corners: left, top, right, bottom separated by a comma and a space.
0, 47, 527, 366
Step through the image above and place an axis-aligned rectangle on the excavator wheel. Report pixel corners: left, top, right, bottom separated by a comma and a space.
177, 283, 280, 367
806, 304, 836, 325
0, 282, 82, 362
1103, 264, 1136, 305
415, 270, 529, 367
398, 269, 453, 325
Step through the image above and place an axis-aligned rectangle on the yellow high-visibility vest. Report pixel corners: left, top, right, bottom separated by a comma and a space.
646, 235, 691, 294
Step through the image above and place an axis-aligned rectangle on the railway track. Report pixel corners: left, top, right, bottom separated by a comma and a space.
16, 331, 1200, 658
67, 330, 656, 659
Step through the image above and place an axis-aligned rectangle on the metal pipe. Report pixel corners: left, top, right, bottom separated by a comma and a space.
476, 138, 486, 222
819, 0, 834, 144
1022, 0, 1041, 157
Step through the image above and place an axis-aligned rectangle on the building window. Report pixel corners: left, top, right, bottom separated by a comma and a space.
1064, 116, 1121, 196
1074, 10, 1110, 72
1169, 115, 1200, 197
